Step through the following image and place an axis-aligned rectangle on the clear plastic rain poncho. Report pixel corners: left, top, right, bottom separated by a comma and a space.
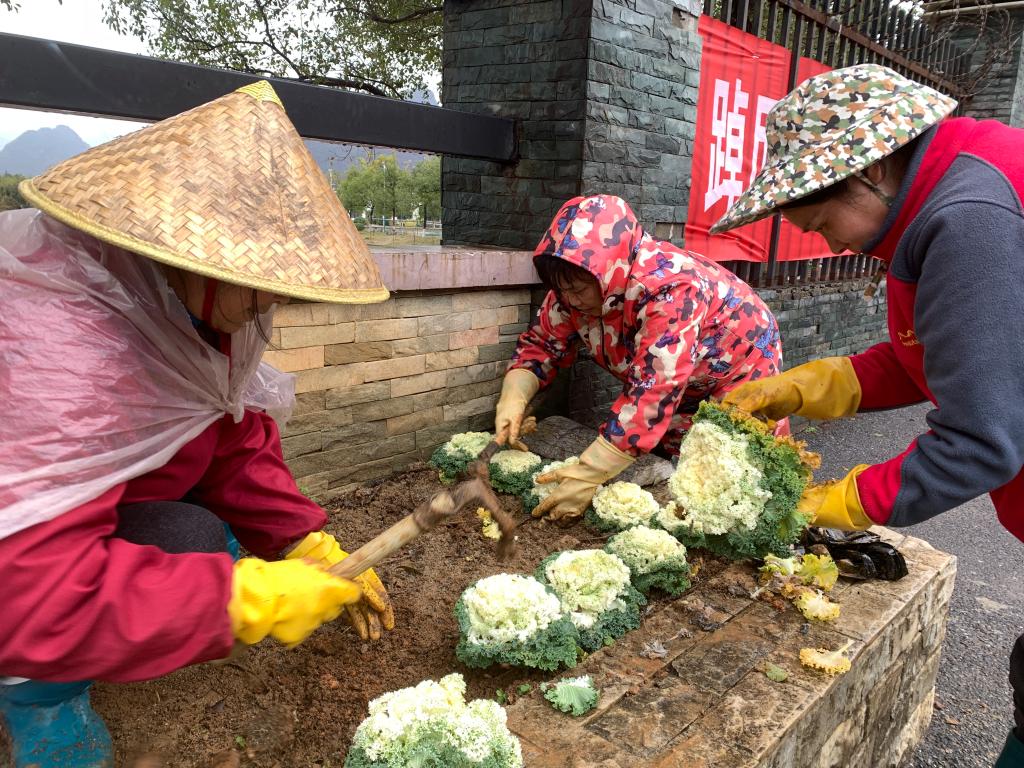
0, 209, 295, 539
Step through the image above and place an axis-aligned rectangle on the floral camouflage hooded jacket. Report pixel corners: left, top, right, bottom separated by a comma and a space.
509, 195, 782, 456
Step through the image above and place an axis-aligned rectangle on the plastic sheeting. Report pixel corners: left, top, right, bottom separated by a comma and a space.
0, 209, 295, 539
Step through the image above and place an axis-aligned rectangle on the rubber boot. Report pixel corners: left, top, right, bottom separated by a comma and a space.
223, 523, 241, 561
0, 680, 113, 767
996, 729, 1024, 767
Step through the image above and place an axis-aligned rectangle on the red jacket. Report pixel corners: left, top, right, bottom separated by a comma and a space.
511, 195, 782, 456
0, 410, 325, 683
852, 118, 1024, 542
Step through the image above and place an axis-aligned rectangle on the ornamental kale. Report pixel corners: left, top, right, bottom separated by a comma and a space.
664, 402, 819, 560
345, 673, 523, 768
521, 457, 579, 513
488, 450, 543, 495
430, 431, 493, 483
535, 550, 646, 652
585, 481, 661, 533
455, 574, 579, 671
604, 525, 691, 597
541, 675, 600, 717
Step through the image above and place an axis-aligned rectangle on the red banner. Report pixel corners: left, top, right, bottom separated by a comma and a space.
685, 16, 835, 262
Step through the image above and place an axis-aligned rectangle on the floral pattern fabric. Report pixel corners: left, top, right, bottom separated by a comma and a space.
510, 195, 782, 456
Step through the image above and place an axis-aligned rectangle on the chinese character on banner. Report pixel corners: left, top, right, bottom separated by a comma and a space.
685, 16, 836, 264
704, 78, 749, 212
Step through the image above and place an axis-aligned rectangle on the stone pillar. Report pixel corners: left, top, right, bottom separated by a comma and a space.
951, 8, 1024, 127
441, 0, 703, 249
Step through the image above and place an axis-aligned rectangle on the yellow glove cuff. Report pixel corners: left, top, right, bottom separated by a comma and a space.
538, 436, 635, 487
285, 530, 346, 568
801, 464, 873, 530
500, 368, 541, 406
722, 356, 862, 421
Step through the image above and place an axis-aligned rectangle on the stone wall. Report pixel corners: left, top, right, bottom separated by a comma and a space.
441, 0, 703, 248
953, 8, 1024, 127
270, 287, 531, 501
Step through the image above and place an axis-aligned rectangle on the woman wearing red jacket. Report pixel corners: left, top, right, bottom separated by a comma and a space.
0, 82, 393, 766
494, 193, 783, 522
714, 64, 1024, 766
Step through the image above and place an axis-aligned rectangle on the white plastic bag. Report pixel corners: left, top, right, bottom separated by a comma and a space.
0, 209, 295, 539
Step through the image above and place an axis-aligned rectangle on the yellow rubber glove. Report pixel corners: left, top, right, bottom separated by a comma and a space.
721, 357, 862, 421
228, 558, 361, 646
494, 369, 541, 450
798, 465, 873, 530
286, 531, 396, 641
532, 436, 635, 523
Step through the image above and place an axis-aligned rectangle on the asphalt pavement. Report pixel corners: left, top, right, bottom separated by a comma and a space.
798, 404, 1024, 767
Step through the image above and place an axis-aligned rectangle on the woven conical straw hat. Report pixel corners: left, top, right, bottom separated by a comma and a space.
19, 81, 389, 304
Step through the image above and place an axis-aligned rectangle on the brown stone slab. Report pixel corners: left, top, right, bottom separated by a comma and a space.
586, 679, 715, 755
671, 602, 801, 696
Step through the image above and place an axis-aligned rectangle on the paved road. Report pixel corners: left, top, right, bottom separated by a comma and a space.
799, 404, 1024, 766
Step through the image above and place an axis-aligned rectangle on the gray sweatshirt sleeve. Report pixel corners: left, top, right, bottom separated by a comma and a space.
887, 191, 1024, 526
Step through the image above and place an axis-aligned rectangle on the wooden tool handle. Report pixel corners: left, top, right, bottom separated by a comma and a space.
326, 484, 461, 580
328, 515, 425, 580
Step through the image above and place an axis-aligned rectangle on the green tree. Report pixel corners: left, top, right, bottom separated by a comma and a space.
410, 156, 440, 226
376, 155, 416, 223
339, 159, 382, 219
0, 175, 27, 212
102, 0, 440, 98
338, 155, 414, 223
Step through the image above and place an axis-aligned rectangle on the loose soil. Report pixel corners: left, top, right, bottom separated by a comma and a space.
92, 465, 726, 768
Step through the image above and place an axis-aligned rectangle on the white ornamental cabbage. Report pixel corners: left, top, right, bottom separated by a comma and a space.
605, 526, 691, 596
522, 457, 580, 510
488, 450, 543, 494
667, 421, 772, 535
588, 481, 660, 532
541, 550, 631, 628
346, 673, 523, 768
460, 574, 563, 645
455, 574, 580, 671
537, 549, 645, 652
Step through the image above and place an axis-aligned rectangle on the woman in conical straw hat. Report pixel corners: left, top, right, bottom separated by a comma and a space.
0, 81, 394, 766
714, 63, 1024, 766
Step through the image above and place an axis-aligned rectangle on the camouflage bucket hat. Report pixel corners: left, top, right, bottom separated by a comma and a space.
710, 63, 957, 234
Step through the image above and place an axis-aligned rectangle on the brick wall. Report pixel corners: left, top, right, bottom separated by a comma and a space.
269, 288, 531, 502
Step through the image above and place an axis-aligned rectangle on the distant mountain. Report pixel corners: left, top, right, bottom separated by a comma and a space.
0, 125, 89, 176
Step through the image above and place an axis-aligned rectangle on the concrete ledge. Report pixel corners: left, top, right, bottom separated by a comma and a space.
505, 528, 956, 767
370, 245, 538, 292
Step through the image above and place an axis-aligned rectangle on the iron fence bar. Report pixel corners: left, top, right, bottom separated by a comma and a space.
811, 1, 828, 63
749, 0, 764, 37
766, 0, 781, 45
737, 0, 750, 32
765, 0, 962, 95
0, 32, 518, 162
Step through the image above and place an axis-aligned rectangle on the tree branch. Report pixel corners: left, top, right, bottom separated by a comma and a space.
331, 3, 441, 25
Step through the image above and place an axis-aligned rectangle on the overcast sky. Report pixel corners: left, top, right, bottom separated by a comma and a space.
0, 0, 149, 149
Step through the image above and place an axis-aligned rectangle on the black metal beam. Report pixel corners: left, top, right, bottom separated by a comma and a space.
0, 32, 517, 162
